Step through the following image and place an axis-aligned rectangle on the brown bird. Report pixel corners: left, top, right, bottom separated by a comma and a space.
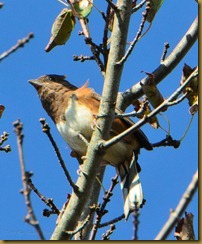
29, 74, 152, 219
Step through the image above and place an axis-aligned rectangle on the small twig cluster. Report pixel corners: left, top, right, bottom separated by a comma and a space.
89, 174, 119, 240
0, 131, 11, 152
73, 0, 149, 75
28, 178, 60, 217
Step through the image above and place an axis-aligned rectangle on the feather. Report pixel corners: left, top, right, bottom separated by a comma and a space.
117, 154, 144, 220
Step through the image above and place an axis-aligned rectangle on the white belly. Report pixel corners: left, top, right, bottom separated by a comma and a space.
56, 103, 94, 155
56, 98, 133, 166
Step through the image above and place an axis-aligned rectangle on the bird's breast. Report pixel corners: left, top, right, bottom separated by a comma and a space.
56, 101, 94, 155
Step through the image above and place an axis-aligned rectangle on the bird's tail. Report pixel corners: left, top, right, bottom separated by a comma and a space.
117, 154, 145, 220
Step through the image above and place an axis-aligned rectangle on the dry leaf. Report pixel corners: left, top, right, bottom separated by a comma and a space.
180, 63, 198, 114
146, 0, 164, 23
174, 212, 195, 240
45, 8, 75, 52
140, 71, 166, 111
0, 104, 5, 118
133, 99, 159, 129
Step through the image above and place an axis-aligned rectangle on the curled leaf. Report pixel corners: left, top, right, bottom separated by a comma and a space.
45, 8, 75, 52
0, 104, 5, 118
175, 212, 195, 240
140, 71, 166, 111
180, 64, 198, 114
133, 99, 159, 129
68, 0, 93, 18
146, 0, 164, 23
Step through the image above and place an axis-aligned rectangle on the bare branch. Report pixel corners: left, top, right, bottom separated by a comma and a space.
0, 33, 34, 62
151, 135, 180, 149
117, 16, 198, 110
155, 170, 198, 240
104, 0, 118, 11
13, 120, 45, 240
89, 174, 119, 240
39, 118, 78, 192
66, 206, 96, 236
73, 54, 95, 62
133, 202, 140, 240
103, 68, 198, 149
116, 1, 150, 65
98, 214, 125, 228
132, 0, 146, 13
28, 178, 60, 216
0, 131, 11, 152
102, 224, 116, 240
50, 2, 133, 239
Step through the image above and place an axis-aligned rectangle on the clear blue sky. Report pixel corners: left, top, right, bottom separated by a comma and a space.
0, 0, 198, 240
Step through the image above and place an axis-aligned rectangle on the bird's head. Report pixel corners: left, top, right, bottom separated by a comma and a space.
29, 74, 78, 123
29, 74, 77, 93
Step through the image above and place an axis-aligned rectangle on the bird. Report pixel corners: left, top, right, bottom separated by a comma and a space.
29, 74, 153, 219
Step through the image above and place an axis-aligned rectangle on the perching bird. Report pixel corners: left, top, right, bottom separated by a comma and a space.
29, 74, 152, 219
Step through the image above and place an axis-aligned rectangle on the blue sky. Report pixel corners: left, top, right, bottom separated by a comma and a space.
0, 0, 198, 240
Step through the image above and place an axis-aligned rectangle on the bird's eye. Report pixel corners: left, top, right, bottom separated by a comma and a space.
47, 76, 52, 81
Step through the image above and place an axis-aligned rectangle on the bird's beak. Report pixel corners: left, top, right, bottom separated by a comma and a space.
28, 79, 42, 89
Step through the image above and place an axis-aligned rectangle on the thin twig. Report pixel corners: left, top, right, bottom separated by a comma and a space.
13, 120, 45, 240
152, 135, 180, 149
155, 169, 198, 240
39, 118, 78, 192
102, 224, 116, 240
132, 0, 146, 13
0, 33, 34, 62
28, 178, 60, 216
78, 18, 105, 75
102, 67, 198, 149
85, 37, 105, 73
116, 1, 150, 65
73, 54, 95, 62
0, 131, 11, 152
98, 214, 125, 228
161, 42, 170, 62
0, 132, 9, 145
133, 202, 140, 240
102, 3, 112, 66
115, 100, 149, 118
66, 206, 97, 236
104, 0, 118, 11
89, 174, 119, 240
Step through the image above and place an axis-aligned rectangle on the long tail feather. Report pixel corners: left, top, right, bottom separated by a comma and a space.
117, 154, 144, 220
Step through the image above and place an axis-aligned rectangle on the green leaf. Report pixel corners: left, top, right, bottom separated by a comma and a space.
69, 0, 93, 18
45, 8, 75, 52
146, 0, 164, 23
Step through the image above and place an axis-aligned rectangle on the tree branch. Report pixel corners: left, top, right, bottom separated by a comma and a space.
50, 0, 133, 240
0, 33, 34, 62
13, 120, 45, 240
39, 118, 78, 192
117, 16, 198, 111
102, 67, 198, 149
155, 169, 198, 240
